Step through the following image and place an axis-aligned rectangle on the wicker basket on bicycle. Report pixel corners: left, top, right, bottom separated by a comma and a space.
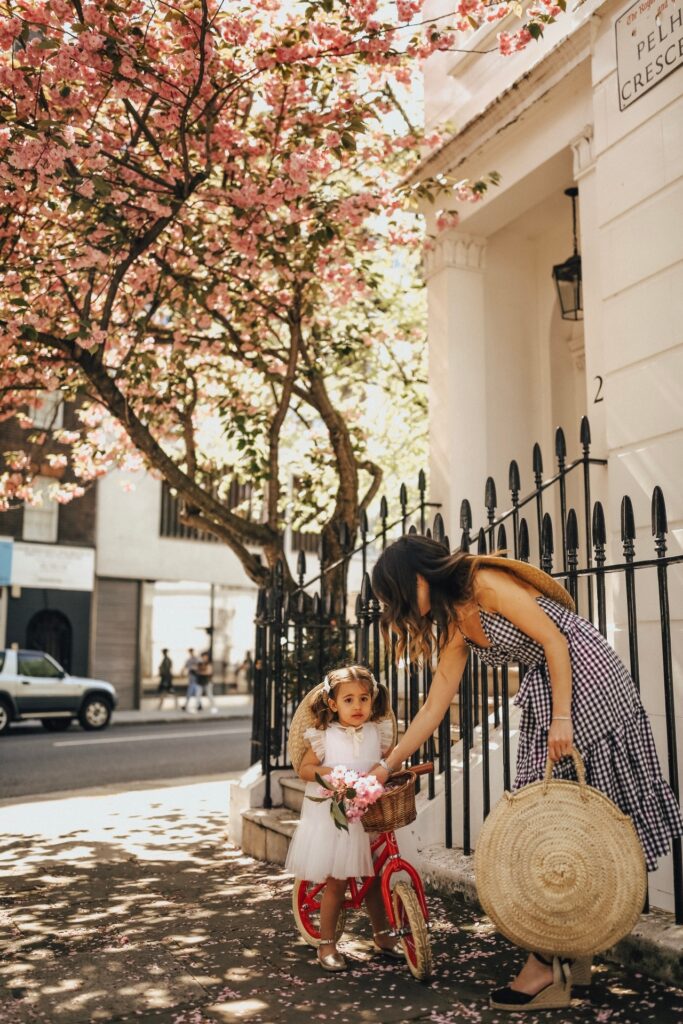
361, 770, 417, 833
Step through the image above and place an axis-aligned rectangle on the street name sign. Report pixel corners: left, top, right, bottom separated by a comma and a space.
616, 0, 683, 109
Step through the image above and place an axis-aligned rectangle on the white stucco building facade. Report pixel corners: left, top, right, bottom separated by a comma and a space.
421, 0, 682, 912
93, 471, 259, 709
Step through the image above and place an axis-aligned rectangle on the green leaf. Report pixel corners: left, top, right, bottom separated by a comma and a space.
37, 38, 60, 49
331, 801, 349, 831
528, 22, 544, 40
314, 772, 333, 790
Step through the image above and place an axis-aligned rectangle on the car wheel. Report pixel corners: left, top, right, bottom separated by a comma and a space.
0, 699, 12, 735
78, 695, 112, 731
41, 718, 73, 732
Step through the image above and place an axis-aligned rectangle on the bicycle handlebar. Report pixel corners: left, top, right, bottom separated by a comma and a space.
407, 761, 434, 777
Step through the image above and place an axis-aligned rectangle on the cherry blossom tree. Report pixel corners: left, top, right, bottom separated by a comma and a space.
0, 0, 566, 587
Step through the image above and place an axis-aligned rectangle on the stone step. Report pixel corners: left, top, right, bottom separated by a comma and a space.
241, 806, 299, 867
281, 775, 307, 812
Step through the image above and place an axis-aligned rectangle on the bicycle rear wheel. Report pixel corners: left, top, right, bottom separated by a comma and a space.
392, 880, 432, 980
292, 878, 347, 947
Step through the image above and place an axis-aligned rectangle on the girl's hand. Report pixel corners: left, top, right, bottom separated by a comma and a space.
548, 718, 574, 762
367, 763, 390, 785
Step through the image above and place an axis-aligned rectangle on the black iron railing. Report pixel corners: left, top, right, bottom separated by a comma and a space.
252, 416, 682, 922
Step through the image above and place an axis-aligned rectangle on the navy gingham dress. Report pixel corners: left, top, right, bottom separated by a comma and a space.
461, 596, 683, 870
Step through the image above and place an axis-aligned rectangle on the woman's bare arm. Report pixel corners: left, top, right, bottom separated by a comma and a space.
475, 568, 573, 761
376, 635, 469, 777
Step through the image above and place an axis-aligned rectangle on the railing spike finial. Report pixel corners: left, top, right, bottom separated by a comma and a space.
408, 523, 418, 535
555, 426, 567, 462
399, 482, 408, 509
532, 443, 543, 484
425, 527, 432, 539
485, 476, 497, 516
360, 572, 372, 603
566, 507, 579, 551
580, 415, 591, 450
312, 592, 321, 615
442, 533, 451, 552
460, 498, 472, 530
360, 509, 369, 535
620, 495, 635, 561
379, 494, 388, 519
652, 485, 668, 538
296, 589, 306, 615
297, 549, 307, 578
620, 495, 636, 543
508, 459, 521, 497
274, 559, 284, 583
433, 511, 445, 542
477, 527, 487, 554
518, 517, 530, 561
496, 524, 508, 553
418, 468, 427, 493
592, 500, 607, 547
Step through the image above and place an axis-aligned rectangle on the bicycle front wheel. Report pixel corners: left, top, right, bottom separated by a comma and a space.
292, 878, 347, 947
392, 880, 432, 980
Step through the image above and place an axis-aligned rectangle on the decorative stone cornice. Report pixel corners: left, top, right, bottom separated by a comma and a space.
570, 125, 595, 180
409, 18, 595, 186
423, 231, 487, 280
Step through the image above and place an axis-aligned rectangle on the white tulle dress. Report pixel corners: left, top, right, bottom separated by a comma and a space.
285, 719, 394, 882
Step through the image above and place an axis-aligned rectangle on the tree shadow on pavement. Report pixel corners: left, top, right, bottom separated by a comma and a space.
1, 783, 682, 1024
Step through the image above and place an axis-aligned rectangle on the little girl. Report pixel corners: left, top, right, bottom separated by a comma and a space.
285, 664, 404, 972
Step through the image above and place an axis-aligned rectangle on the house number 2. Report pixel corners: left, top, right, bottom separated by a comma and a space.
593, 376, 604, 403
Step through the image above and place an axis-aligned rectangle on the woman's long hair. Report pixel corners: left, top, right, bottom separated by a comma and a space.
371, 535, 476, 662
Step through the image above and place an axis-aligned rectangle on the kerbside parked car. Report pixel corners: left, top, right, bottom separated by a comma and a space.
0, 649, 117, 735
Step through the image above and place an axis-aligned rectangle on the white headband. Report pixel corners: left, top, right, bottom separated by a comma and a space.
322, 672, 379, 700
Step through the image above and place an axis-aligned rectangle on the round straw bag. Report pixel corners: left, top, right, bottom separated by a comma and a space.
361, 771, 417, 833
474, 748, 646, 957
287, 682, 397, 773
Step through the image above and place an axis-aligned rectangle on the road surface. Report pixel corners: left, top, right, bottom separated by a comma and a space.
0, 718, 251, 799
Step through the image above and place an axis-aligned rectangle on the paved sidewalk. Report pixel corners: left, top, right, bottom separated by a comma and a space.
113, 694, 253, 727
1, 781, 682, 1024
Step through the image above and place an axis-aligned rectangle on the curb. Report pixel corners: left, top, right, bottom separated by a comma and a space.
419, 843, 683, 988
111, 712, 253, 727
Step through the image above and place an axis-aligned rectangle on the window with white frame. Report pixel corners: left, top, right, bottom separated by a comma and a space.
22, 476, 59, 543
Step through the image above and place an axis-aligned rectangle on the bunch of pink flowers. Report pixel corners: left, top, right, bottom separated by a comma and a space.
309, 765, 385, 831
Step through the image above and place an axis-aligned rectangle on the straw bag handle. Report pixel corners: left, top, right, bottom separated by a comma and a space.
543, 746, 588, 800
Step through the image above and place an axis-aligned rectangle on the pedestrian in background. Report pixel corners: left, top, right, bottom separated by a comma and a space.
238, 651, 254, 694
182, 648, 202, 713
197, 650, 217, 713
157, 648, 177, 709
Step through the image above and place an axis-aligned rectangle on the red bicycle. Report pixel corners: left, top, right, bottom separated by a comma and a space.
292, 764, 433, 980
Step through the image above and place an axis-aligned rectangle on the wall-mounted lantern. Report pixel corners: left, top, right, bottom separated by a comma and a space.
552, 187, 583, 321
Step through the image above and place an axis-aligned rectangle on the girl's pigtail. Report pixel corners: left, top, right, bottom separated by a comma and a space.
370, 682, 389, 721
311, 689, 335, 729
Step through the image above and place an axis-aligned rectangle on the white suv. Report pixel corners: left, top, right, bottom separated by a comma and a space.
0, 649, 117, 735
